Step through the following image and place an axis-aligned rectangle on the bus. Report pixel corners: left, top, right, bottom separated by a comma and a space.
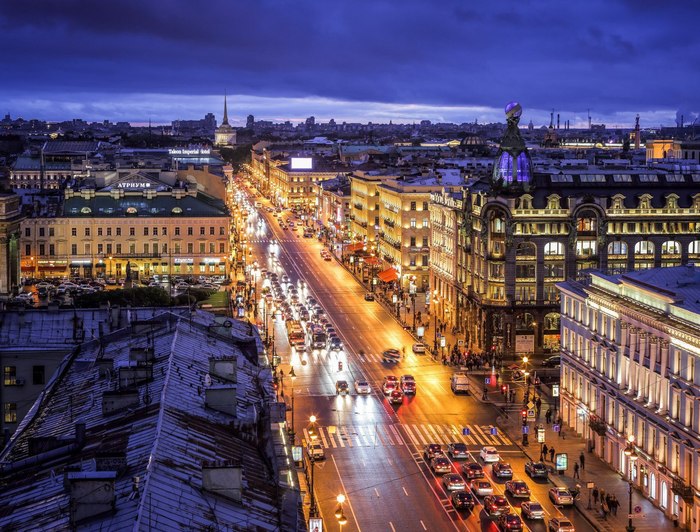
286, 320, 305, 348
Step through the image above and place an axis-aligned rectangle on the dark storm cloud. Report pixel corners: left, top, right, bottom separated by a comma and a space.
0, 0, 697, 124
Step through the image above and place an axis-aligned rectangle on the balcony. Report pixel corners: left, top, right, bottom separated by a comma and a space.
672, 478, 694, 503
383, 218, 395, 228
588, 414, 607, 436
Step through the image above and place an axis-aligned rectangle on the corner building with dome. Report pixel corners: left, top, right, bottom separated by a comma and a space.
454, 103, 700, 358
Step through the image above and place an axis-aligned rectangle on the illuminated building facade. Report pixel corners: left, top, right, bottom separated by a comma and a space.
19, 172, 230, 280
458, 103, 700, 356
558, 267, 700, 529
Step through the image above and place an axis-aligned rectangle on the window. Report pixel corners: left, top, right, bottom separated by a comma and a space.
25, 227, 30, 237
71, 244, 77, 255
3, 403, 16, 423
422, 218, 429, 228
634, 241, 655, 255
116, 227, 121, 236
106, 244, 112, 254
544, 263, 564, 278
516, 264, 535, 278
209, 226, 215, 235
71, 228, 77, 237
175, 227, 180, 236
516, 242, 536, 257
25, 244, 31, 256
608, 241, 628, 255
143, 243, 149, 254
97, 227, 102, 236
129, 243, 136, 254
575, 240, 597, 256
3, 366, 17, 385
129, 227, 135, 236
422, 255, 429, 266
153, 227, 158, 236
32, 365, 45, 385
209, 243, 215, 253
199, 243, 205, 253
144, 227, 149, 236
85, 228, 90, 237
188, 227, 193, 236
187, 243, 193, 253
200, 227, 205, 235
116, 244, 122, 254
97, 244, 103, 254
39, 227, 45, 237
219, 226, 225, 235
106, 227, 111, 236
544, 242, 564, 256
410, 201, 416, 211
410, 236, 416, 247
422, 236, 428, 247
162, 227, 167, 236
410, 218, 416, 228
49, 244, 55, 256
219, 243, 225, 253
661, 241, 681, 254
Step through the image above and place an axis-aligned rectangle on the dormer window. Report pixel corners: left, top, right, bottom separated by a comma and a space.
126, 207, 137, 214
665, 194, 679, 209
611, 194, 625, 210
546, 194, 561, 210
638, 194, 652, 210
172, 207, 183, 214
80, 207, 92, 214
519, 195, 533, 209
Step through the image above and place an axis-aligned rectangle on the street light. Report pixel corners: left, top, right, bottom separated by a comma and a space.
432, 289, 440, 353
624, 435, 638, 532
288, 367, 296, 443
335, 493, 348, 529
308, 416, 319, 517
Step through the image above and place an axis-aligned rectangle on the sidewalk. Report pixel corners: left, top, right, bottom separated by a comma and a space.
465, 371, 673, 532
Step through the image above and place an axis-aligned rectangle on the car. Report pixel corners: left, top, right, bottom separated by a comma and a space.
442, 473, 466, 491
382, 376, 398, 395
447, 442, 469, 459
388, 389, 404, 405
306, 441, 325, 460
450, 490, 476, 511
548, 487, 574, 506
542, 355, 561, 368
364, 292, 375, 301
354, 380, 371, 394
382, 349, 401, 363
492, 462, 513, 479
497, 514, 523, 531
335, 380, 349, 395
524, 460, 548, 478
400, 374, 416, 394
423, 444, 443, 461
520, 501, 545, 520
412, 342, 426, 354
462, 462, 485, 480
175, 282, 190, 290
504, 480, 530, 498
322, 253, 332, 261
472, 480, 494, 497
480, 446, 500, 463
430, 456, 451, 474
483, 495, 510, 516
328, 337, 343, 351
548, 517, 575, 532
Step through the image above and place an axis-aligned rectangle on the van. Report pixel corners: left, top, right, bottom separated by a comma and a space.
451, 372, 471, 394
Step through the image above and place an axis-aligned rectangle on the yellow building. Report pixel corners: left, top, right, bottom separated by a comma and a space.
20, 172, 231, 280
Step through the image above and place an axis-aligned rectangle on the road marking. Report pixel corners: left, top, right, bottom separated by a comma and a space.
319, 428, 329, 448
389, 424, 403, 445
403, 486, 408, 496
331, 454, 362, 532
327, 427, 337, 448
389, 522, 396, 532
375, 487, 380, 498
420, 520, 427, 530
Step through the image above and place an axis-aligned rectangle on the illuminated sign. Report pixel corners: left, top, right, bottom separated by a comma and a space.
168, 148, 211, 156
555, 453, 568, 471
204, 257, 221, 264
308, 518, 323, 532
290, 157, 313, 170
117, 182, 152, 189
430, 192, 463, 210
174, 258, 194, 264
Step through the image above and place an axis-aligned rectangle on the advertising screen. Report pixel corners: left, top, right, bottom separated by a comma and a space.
291, 157, 313, 170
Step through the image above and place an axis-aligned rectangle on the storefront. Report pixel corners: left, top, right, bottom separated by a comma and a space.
70, 260, 93, 279
37, 260, 68, 278
173, 257, 194, 275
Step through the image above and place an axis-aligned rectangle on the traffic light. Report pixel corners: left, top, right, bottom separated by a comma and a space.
272, 376, 279, 390
521, 409, 527, 422
501, 385, 507, 395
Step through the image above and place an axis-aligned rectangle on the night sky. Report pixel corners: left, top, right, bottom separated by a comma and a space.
1, 0, 698, 127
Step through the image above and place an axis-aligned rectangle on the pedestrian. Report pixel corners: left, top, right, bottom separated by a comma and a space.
542, 444, 549, 461
580, 451, 585, 470
545, 408, 552, 424
592, 486, 599, 507
482, 386, 488, 400
611, 495, 619, 516
573, 462, 580, 479
536, 397, 542, 411
549, 446, 555, 462
601, 499, 609, 520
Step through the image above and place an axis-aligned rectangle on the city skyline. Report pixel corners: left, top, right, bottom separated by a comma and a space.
1, 0, 698, 128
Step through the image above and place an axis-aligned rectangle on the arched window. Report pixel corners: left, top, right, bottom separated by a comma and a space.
660, 481, 668, 509
491, 216, 506, 233
608, 241, 628, 255
515, 313, 535, 331
650, 473, 656, 500
634, 241, 655, 255
689, 241, 700, 254
661, 241, 681, 254
516, 242, 536, 257
544, 242, 564, 256
544, 312, 560, 330
576, 215, 597, 232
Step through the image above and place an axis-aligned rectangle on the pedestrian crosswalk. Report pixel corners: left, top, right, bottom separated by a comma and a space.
302, 422, 513, 450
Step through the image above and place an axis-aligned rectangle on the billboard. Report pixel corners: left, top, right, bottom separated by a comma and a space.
291, 157, 313, 170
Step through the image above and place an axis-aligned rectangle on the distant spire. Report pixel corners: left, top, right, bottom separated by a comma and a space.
222, 91, 230, 126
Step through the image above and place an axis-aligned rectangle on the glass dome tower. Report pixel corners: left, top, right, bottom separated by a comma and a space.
492, 102, 533, 189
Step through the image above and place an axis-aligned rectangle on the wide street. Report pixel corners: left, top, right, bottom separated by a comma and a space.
239, 185, 594, 532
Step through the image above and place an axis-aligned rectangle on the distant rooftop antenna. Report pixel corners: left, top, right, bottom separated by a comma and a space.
587, 109, 592, 129
549, 110, 554, 129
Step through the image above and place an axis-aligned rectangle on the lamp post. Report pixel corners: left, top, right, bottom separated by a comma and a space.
308, 415, 318, 517
288, 367, 296, 443
335, 493, 348, 530
624, 435, 638, 532
523, 355, 530, 404
433, 289, 440, 353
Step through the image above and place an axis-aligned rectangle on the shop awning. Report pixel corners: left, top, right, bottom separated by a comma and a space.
364, 256, 380, 266
346, 242, 364, 253
377, 268, 399, 283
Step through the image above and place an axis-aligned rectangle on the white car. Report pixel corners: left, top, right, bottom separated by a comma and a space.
412, 342, 426, 354
175, 282, 190, 290
480, 446, 500, 463
354, 380, 371, 394
472, 480, 494, 497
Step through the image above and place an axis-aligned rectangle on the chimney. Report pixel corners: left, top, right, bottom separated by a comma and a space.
209, 356, 237, 383
67, 471, 117, 525
202, 460, 242, 502
205, 385, 237, 416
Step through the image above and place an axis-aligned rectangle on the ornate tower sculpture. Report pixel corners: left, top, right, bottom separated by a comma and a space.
492, 102, 534, 191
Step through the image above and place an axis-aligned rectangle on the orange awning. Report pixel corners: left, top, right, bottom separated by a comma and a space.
346, 243, 364, 253
377, 268, 399, 282
364, 256, 380, 266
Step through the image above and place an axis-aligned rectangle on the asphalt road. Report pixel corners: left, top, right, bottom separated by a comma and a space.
240, 186, 594, 532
